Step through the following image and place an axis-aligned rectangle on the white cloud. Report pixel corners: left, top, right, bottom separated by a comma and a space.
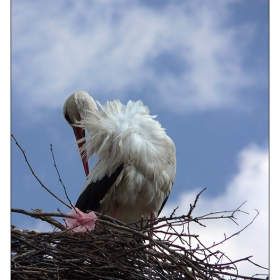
12, 0, 260, 119
161, 143, 269, 277
15, 219, 55, 233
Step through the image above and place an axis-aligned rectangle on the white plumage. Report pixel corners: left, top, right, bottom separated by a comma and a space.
63, 90, 176, 226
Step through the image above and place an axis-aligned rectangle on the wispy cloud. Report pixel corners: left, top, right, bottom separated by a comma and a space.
12, 0, 261, 120
162, 143, 268, 276
15, 219, 55, 233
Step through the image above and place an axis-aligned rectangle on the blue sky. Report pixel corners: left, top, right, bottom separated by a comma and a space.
11, 0, 268, 277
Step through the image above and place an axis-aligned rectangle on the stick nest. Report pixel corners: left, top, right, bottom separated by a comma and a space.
11, 204, 268, 280
11, 135, 268, 279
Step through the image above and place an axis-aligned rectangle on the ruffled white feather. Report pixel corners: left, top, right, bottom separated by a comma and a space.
68, 91, 176, 223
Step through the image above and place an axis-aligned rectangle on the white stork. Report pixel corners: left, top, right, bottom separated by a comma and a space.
63, 90, 176, 227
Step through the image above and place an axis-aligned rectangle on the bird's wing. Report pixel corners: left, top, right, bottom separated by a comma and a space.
75, 164, 123, 212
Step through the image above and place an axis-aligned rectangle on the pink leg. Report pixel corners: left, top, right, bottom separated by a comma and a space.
149, 212, 155, 237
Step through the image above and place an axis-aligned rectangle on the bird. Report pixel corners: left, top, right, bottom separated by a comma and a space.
63, 90, 176, 228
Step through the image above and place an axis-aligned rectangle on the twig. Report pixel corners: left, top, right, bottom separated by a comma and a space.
11, 134, 71, 209
12, 208, 73, 219
187, 188, 206, 217
12, 208, 67, 230
248, 258, 269, 270
11, 203, 269, 280
207, 209, 260, 250
49, 144, 74, 209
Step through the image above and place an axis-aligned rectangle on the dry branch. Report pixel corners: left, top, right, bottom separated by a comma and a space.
11, 134, 71, 209
11, 135, 269, 279
11, 204, 268, 280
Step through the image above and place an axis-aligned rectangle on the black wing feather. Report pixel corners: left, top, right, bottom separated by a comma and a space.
75, 164, 123, 213
157, 183, 174, 216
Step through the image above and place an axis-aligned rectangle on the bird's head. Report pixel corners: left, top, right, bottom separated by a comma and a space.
63, 90, 98, 177
63, 90, 98, 125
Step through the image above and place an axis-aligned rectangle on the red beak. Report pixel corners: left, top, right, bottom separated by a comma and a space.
72, 126, 89, 177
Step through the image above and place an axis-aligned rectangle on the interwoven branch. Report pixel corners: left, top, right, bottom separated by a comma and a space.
11, 135, 268, 279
